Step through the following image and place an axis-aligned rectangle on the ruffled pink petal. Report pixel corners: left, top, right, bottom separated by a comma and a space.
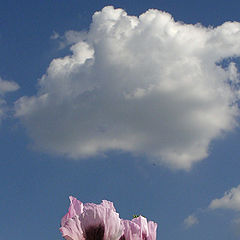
103, 209, 123, 240
100, 200, 123, 240
132, 216, 149, 238
60, 216, 84, 240
122, 217, 157, 240
101, 200, 116, 212
147, 221, 157, 240
80, 202, 123, 240
61, 196, 84, 226
70, 196, 84, 215
121, 219, 141, 240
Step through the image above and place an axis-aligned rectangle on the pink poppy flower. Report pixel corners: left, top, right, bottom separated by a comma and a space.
60, 196, 124, 240
120, 216, 157, 240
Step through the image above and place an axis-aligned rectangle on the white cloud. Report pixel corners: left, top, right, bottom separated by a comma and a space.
209, 185, 240, 211
183, 215, 199, 228
51, 30, 88, 50
15, 6, 240, 169
50, 31, 60, 40
0, 78, 19, 95
0, 77, 19, 123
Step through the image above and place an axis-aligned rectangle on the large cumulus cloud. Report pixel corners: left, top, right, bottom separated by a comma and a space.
15, 6, 240, 169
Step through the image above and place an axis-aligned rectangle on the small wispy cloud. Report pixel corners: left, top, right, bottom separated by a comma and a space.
231, 218, 240, 237
183, 214, 199, 229
50, 31, 60, 40
0, 77, 19, 124
0, 78, 19, 95
209, 184, 240, 212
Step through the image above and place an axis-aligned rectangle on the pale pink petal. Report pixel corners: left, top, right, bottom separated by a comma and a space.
101, 200, 116, 212
70, 196, 84, 216
122, 217, 158, 240
80, 202, 123, 240
147, 221, 157, 240
61, 196, 83, 226
132, 216, 149, 238
60, 216, 84, 240
103, 209, 123, 240
60, 197, 124, 240
121, 219, 141, 240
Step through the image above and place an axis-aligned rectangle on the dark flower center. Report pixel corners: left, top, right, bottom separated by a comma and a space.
119, 234, 147, 240
85, 224, 105, 240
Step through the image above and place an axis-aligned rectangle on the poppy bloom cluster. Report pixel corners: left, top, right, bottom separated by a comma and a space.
60, 196, 157, 240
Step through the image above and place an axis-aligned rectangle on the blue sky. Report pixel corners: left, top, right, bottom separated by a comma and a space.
1, 0, 240, 239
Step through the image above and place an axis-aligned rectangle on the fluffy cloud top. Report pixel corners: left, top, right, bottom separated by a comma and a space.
183, 215, 199, 228
0, 77, 19, 123
209, 185, 240, 211
15, 6, 240, 169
